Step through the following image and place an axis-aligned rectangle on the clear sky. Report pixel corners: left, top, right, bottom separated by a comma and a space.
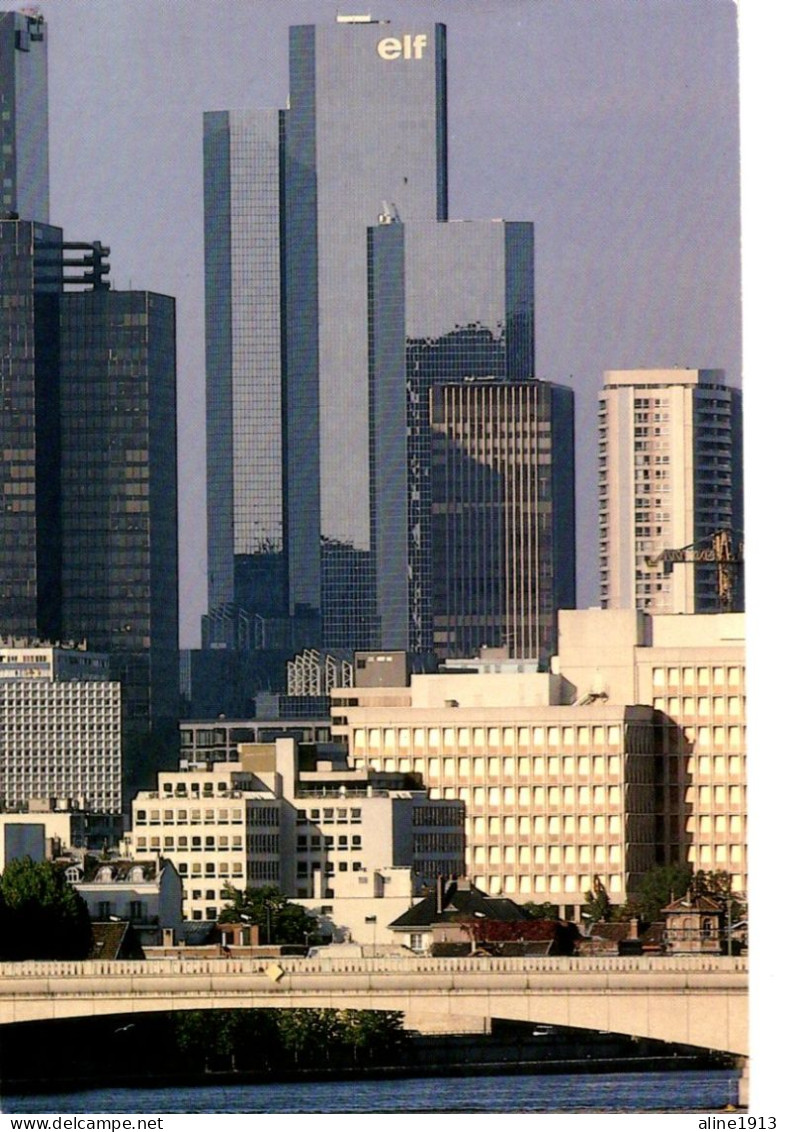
2, 0, 743, 646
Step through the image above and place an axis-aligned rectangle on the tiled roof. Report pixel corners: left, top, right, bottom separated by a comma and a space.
90, 921, 132, 959
389, 882, 528, 929
662, 894, 724, 914
81, 858, 159, 883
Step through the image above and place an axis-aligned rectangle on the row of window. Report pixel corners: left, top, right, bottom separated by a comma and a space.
353, 725, 624, 750
135, 809, 244, 825
652, 666, 743, 688
296, 807, 362, 823
355, 754, 624, 778
470, 813, 624, 836
473, 844, 623, 866
474, 873, 623, 896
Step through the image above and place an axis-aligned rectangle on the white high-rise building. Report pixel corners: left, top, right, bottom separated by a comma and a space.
0, 642, 122, 813
598, 369, 743, 614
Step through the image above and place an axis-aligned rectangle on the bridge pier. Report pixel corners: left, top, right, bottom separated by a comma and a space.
737, 1059, 749, 1108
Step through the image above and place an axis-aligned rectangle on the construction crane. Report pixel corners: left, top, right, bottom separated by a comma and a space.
645, 529, 744, 612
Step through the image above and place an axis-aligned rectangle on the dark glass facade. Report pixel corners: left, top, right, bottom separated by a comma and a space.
0, 219, 61, 639
368, 219, 575, 660
0, 10, 49, 222
692, 384, 744, 611
59, 290, 180, 743
0, 219, 180, 793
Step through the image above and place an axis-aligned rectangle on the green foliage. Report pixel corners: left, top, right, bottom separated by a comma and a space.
583, 879, 613, 923
628, 863, 742, 923
171, 1007, 408, 1072
0, 857, 92, 960
218, 884, 317, 945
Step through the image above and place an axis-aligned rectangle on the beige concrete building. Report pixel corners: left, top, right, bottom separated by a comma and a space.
130, 738, 463, 922
333, 667, 657, 917
598, 369, 742, 614
332, 610, 746, 914
557, 609, 746, 894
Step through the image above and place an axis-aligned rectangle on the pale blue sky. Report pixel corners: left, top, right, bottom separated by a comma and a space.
3, 0, 743, 645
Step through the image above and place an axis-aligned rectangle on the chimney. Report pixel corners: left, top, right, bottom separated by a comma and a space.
436, 875, 444, 915
628, 917, 640, 941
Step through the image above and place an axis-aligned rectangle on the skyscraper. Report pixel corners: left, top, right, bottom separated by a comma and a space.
598, 368, 743, 613
59, 288, 180, 747
0, 219, 62, 641
0, 219, 180, 794
203, 110, 287, 635
204, 17, 448, 648
0, 9, 49, 222
0, 13, 180, 792
368, 219, 574, 659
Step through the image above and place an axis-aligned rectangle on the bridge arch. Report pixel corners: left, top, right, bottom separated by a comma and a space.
0, 955, 747, 1057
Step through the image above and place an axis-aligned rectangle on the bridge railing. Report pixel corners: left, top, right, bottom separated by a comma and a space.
0, 954, 748, 979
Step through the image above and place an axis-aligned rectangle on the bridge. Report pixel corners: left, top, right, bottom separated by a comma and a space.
0, 954, 747, 1057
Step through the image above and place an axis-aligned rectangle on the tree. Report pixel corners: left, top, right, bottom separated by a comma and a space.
337, 1009, 407, 1065
0, 857, 92, 960
218, 884, 317, 945
629, 863, 694, 922
583, 877, 612, 923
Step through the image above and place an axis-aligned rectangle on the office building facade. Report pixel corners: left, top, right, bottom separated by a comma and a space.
599, 369, 743, 613
333, 610, 748, 909
0, 219, 62, 640
368, 219, 573, 659
131, 738, 464, 921
0, 9, 49, 222
0, 642, 122, 813
58, 288, 180, 746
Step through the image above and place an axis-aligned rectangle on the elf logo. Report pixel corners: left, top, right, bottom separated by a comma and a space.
377, 34, 428, 61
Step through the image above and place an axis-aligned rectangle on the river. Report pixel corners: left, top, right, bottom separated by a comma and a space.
1, 1069, 740, 1113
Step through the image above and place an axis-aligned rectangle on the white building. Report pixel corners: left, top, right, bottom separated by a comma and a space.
130, 738, 464, 922
332, 611, 747, 915
598, 369, 743, 614
69, 857, 183, 946
0, 641, 122, 813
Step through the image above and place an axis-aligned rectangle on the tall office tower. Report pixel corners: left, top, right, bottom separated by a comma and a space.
0, 218, 62, 640
0, 10, 48, 222
598, 369, 743, 614
368, 219, 574, 660
204, 18, 447, 650
59, 289, 180, 769
0, 218, 180, 792
203, 110, 288, 642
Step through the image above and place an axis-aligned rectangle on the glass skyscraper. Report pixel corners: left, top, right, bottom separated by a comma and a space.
204, 18, 447, 649
0, 9, 49, 222
204, 110, 287, 633
0, 12, 180, 796
204, 18, 577, 661
0, 219, 62, 639
0, 219, 180, 795
368, 219, 575, 660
